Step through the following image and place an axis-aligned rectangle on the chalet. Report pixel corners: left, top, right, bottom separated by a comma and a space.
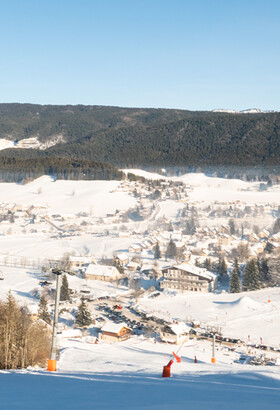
99, 322, 131, 343
85, 264, 121, 282
160, 322, 190, 344
218, 234, 232, 246
161, 263, 218, 293
69, 255, 96, 271
219, 225, 230, 235
258, 229, 270, 240
126, 261, 140, 271
128, 244, 142, 253
114, 253, 129, 267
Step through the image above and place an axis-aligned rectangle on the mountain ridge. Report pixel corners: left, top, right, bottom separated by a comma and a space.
0, 103, 279, 169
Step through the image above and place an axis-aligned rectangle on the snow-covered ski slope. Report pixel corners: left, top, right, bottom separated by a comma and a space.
2, 337, 280, 409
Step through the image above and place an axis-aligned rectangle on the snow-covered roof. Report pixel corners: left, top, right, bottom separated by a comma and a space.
69, 256, 93, 263
164, 263, 218, 282
127, 261, 140, 270
58, 329, 83, 338
101, 322, 130, 334
169, 322, 190, 335
115, 253, 129, 261
85, 264, 118, 277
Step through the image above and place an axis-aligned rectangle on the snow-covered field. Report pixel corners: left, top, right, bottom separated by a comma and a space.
140, 287, 280, 346
1, 170, 280, 409
0, 176, 136, 216
125, 169, 280, 206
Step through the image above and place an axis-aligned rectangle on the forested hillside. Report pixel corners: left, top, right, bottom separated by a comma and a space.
0, 156, 124, 183
0, 104, 280, 172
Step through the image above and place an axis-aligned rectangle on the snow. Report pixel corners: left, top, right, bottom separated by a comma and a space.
173, 263, 218, 282
0, 176, 136, 216
1, 171, 280, 408
140, 287, 280, 346
85, 264, 118, 277
124, 169, 168, 180
0, 138, 15, 150
169, 322, 190, 335
0, 136, 65, 151
1, 337, 280, 409
100, 322, 130, 333
212, 108, 277, 114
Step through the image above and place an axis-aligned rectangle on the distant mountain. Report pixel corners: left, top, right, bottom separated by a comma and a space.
0, 103, 280, 170
212, 108, 277, 114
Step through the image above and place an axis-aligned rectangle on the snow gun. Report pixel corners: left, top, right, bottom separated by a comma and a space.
162, 341, 185, 377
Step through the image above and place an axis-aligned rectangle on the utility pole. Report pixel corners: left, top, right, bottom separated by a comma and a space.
47, 269, 62, 371
211, 333, 216, 364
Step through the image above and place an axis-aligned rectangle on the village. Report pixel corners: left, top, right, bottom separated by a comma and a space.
0, 173, 279, 282
0, 171, 280, 366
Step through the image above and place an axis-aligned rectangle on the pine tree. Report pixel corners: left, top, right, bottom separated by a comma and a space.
259, 258, 270, 284
243, 259, 260, 291
217, 257, 228, 285
165, 239, 177, 259
60, 274, 70, 301
265, 242, 274, 254
233, 258, 241, 277
218, 257, 228, 276
183, 217, 196, 235
230, 261, 241, 293
38, 294, 51, 324
204, 258, 212, 271
154, 242, 161, 259
167, 221, 173, 232
76, 299, 92, 327
272, 217, 280, 234
229, 219, 235, 235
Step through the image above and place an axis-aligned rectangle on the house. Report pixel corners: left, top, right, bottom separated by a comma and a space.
160, 322, 190, 344
128, 244, 142, 253
218, 234, 232, 246
85, 264, 121, 282
99, 322, 131, 342
69, 255, 96, 271
114, 253, 129, 267
258, 229, 270, 240
160, 263, 218, 293
126, 261, 140, 271
219, 225, 231, 235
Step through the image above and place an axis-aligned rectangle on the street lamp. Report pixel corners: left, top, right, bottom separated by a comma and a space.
47, 269, 63, 371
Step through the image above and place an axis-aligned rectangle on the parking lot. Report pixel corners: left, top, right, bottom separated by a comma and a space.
88, 297, 166, 336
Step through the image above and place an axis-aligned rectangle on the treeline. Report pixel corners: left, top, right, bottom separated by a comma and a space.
63, 112, 279, 167
0, 104, 280, 168
0, 292, 50, 369
0, 103, 194, 143
0, 156, 124, 182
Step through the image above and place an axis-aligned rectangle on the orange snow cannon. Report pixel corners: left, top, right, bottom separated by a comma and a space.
162, 359, 173, 378
172, 351, 181, 363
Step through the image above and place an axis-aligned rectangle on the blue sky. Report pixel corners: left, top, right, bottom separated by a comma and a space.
0, 0, 279, 110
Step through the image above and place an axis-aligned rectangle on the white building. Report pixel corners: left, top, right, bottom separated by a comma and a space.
160, 322, 190, 344
85, 264, 121, 282
160, 263, 218, 293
